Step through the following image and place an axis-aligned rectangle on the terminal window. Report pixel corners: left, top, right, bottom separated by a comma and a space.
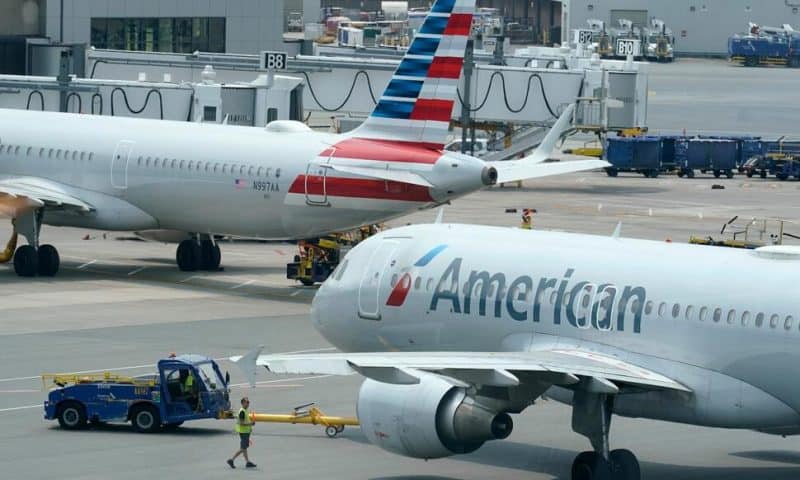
91, 17, 226, 53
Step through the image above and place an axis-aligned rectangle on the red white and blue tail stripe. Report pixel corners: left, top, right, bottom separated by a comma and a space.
349, 0, 475, 150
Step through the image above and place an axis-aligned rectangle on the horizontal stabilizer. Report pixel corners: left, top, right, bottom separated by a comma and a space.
495, 159, 610, 184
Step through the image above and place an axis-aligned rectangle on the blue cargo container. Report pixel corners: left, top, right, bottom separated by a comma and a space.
676, 139, 737, 178
604, 136, 662, 178
699, 135, 765, 169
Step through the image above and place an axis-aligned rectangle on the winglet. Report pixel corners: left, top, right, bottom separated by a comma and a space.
233, 345, 264, 388
527, 103, 575, 164
611, 221, 622, 239
434, 207, 445, 224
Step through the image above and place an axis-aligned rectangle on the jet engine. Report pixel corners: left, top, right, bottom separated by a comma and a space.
356, 374, 513, 459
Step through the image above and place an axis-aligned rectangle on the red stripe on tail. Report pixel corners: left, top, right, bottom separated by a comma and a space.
444, 14, 473, 36
410, 98, 454, 122
320, 138, 443, 164
427, 57, 464, 79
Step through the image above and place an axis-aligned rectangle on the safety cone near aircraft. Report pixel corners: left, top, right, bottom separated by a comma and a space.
0, 0, 606, 277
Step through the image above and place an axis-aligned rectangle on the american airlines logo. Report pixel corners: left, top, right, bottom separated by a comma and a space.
429, 259, 647, 333
386, 244, 448, 307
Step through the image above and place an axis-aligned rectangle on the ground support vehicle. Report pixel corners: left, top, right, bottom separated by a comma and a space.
690, 217, 798, 249
287, 225, 381, 286
43, 355, 231, 432
742, 156, 771, 178
729, 26, 800, 67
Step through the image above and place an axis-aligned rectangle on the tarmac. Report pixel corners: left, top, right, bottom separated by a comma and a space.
1, 58, 800, 479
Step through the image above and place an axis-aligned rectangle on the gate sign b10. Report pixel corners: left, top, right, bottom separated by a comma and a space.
616, 39, 638, 57
260, 51, 288, 70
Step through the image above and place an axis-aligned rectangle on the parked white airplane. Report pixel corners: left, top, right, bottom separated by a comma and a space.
236, 222, 800, 480
0, 0, 605, 278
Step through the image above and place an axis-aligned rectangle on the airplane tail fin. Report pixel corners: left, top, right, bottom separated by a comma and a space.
348, 0, 476, 149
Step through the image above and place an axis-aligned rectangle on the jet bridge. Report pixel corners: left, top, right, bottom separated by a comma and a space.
0, 58, 305, 127
83, 48, 648, 131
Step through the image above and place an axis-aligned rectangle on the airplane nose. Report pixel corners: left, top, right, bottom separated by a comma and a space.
310, 284, 328, 328
482, 166, 498, 186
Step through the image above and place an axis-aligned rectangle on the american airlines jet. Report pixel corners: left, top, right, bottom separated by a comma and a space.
236, 222, 800, 480
0, 0, 604, 278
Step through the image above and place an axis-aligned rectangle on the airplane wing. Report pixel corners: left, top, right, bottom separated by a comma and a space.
488, 104, 610, 183
324, 163, 434, 188
0, 176, 93, 217
231, 348, 690, 393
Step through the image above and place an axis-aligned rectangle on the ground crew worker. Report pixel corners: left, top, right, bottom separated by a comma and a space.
521, 208, 536, 229
179, 369, 198, 409
227, 397, 256, 469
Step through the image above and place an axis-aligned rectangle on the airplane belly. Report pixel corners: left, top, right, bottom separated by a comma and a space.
124, 178, 285, 237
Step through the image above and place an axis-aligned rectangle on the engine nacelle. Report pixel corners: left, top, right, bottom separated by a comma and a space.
357, 374, 513, 459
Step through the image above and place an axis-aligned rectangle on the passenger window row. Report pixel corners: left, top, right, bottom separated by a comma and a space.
133, 155, 280, 179
645, 300, 794, 331
0, 143, 94, 163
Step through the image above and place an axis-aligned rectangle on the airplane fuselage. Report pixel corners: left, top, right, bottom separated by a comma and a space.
312, 224, 800, 433
0, 109, 488, 239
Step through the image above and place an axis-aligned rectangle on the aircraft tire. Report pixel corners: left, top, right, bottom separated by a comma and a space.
13, 245, 38, 277
571, 451, 611, 480
201, 240, 221, 271
38, 244, 60, 277
610, 449, 640, 480
176, 240, 201, 271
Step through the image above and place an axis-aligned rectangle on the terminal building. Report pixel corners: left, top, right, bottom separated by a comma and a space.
0, 0, 797, 73
568, 0, 800, 56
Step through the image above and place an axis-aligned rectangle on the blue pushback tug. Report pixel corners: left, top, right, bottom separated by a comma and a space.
43, 355, 231, 432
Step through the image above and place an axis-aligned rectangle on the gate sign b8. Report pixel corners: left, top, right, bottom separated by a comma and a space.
260, 51, 288, 70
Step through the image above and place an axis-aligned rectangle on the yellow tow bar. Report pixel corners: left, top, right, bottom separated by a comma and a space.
0, 226, 17, 263
224, 403, 359, 438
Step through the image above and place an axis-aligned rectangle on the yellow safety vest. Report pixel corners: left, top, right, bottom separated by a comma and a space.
182, 374, 194, 393
235, 407, 252, 434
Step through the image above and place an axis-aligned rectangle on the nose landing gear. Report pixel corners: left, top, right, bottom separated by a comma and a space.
571, 389, 640, 480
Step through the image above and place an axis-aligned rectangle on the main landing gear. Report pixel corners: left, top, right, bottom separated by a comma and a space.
570, 389, 640, 480
176, 235, 221, 272
3, 210, 61, 278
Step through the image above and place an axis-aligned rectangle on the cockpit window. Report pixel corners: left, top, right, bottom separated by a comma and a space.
334, 260, 349, 281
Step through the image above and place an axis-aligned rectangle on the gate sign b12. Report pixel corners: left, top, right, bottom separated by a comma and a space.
574, 29, 594, 45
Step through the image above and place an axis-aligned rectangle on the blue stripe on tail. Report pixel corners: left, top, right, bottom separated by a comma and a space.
431, 0, 456, 13
384, 79, 424, 98
408, 36, 441, 56
373, 100, 414, 119
419, 15, 449, 35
